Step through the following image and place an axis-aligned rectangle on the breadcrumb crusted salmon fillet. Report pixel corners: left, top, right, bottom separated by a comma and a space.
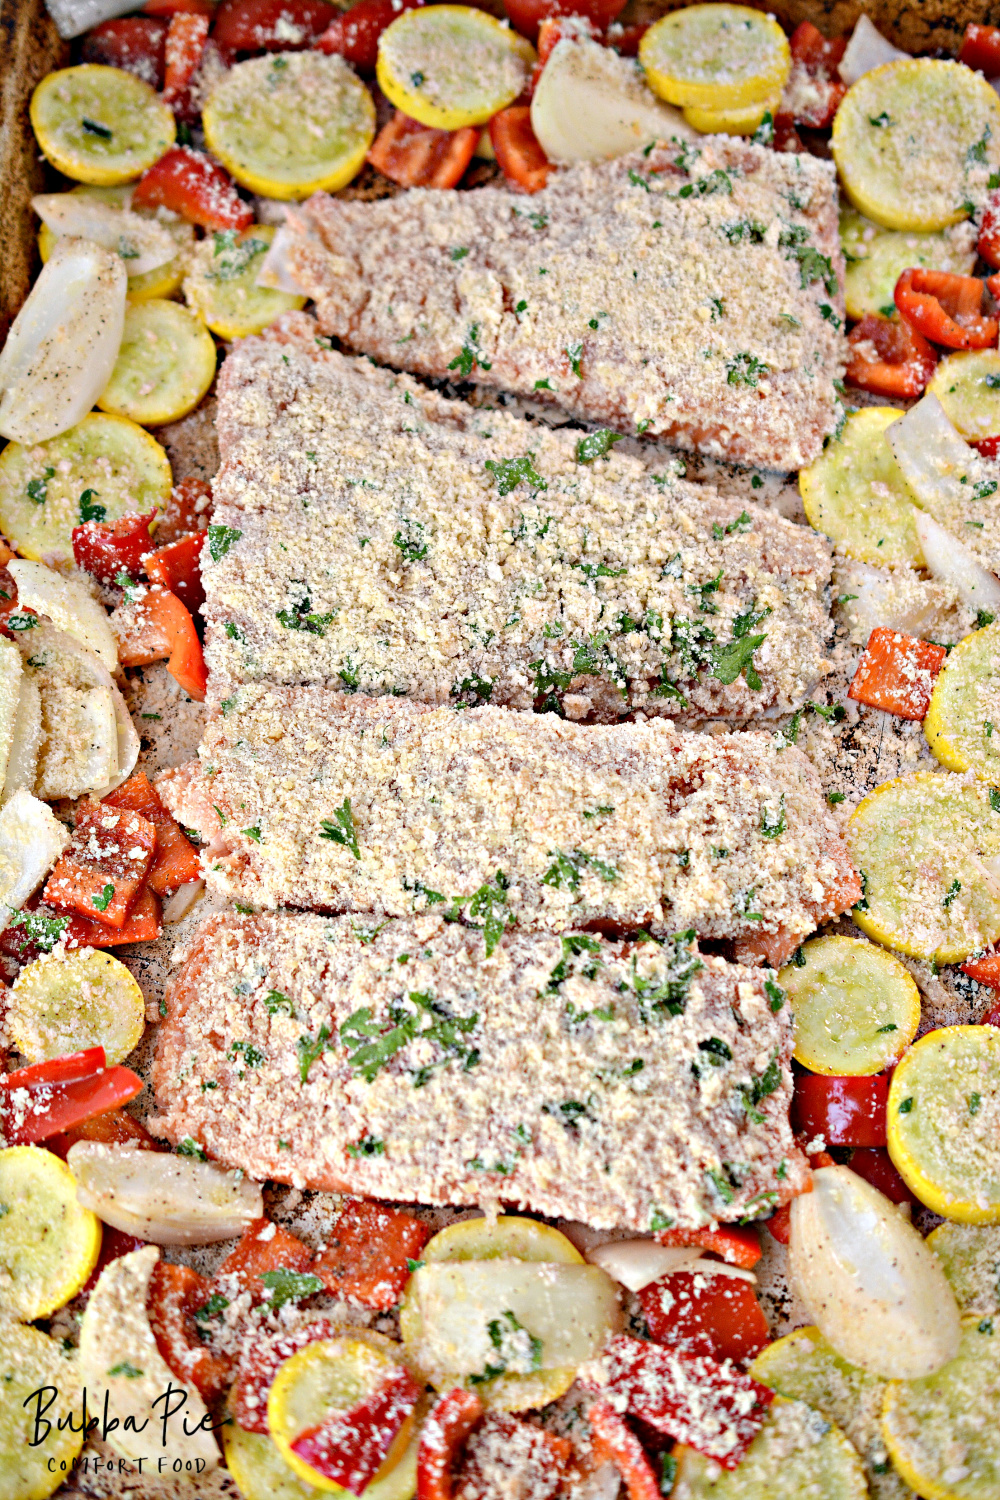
205, 316, 834, 720
156, 694, 860, 964
151, 911, 809, 1230
284, 137, 846, 470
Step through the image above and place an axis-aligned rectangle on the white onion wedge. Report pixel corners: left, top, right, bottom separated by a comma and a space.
0, 789, 70, 931
838, 16, 910, 85
162, 879, 205, 924
912, 510, 1000, 615
32, 194, 177, 277
0, 641, 22, 796
9, 560, 118, 672
68, 1141, 263, 1245
887, 394, 994, 515
586, 1240, 705, 1290
789, 1165, 961, 1379
531, 37, 690, 165
44, 0, 139, 41
256, 223, 311, 295
0, 239, 126, 446
2, 677, 41, 805
36, 684, 119, 800
79, 1246, 220, 1469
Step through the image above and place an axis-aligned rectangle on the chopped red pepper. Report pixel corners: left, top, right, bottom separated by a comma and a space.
640, 1269, 771, 1366
232, 1317, 347, 1433
163, 12, 210, 117
785, 21, 847, 127
771, 112, 804, 153
145, 0, 215, 13
582, 1335, 773, 1468
895, 267, 999, 350
959, 22, 1000, 75
133, 147, 253, 232
656, 1224, 761, 1269
0, 1054, 143, 1144
845, 312, 938, 399
292, 1362, 422, 1495
209, 1215, 313, 1305
502, 0, 625, 43
489, 106, 552, 194
848, 626, 948, 720
144, 532, 205, 615
73, 511, 157, 585
587, 1401, 660, 1500
792, 1073, 889, 1148
972, 435, 1000, 458
978, 190, 1000, 269
44, 802, 157, 930
368, 113, 478, 191
212, 0, 338, 52
103, 772, 201, 897
155, 477, 212, 548
417, 1388, 483, 1500
46, 1105, 159, 1160
80, 17, 168, 88
147, 1261, 234, 1402
115, 587, 208, 702
63, 885, 163, 949
312, 1199, 430, 1309
453, 1415, 572, 1497
844, 1147, 915, 1205
537, 13, 600, 63
962, 951, 1000, 990
316, 0, 424, 73
766, 1202, 793, 1244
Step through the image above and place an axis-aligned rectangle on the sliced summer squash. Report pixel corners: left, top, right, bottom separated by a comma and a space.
672, 1397, 867, 1499
38, 184, 194, 302
30, 64, 175, 187
420, 1216, 584, 1266
223, 1406, 324, 1500
923, 621, 1000, 782
0, 412, 171, 564
750, 1329, 905, 1500
0, 1322, 83, 1500
882, 1317, 1000, 1500
832, 60, 1000, 232
927, 1223, 1000, 1316
183, 224, 306, 341
203, 53, 376, 200
9, 950, 145, 1068
377, 5, 535, 131
799, 407, 923, 566
683, 91, 781, 134
887, 1025, 1000, 1224
839, 209, 977, 321
98, 299, 216, 427
847, 772, 1000, 963
927, 350, 1000, 441
0, 1145, 101, 1319
778, 934, 920, 1076
639, 4, 790, 110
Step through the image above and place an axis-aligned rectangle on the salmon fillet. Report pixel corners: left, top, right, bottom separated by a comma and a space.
204, 315, 834, 720
156, 693, 860, 963
284, 137, 846, 470
151, 911, 809, 1230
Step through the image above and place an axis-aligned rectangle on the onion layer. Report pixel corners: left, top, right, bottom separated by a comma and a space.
32, 194, 176, 277
838, 16, 910, 85
68, 1141, 264, 1245
912, 510, 1000, 616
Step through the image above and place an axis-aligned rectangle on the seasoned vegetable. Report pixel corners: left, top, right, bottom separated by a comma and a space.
683, 90, 781, 134
9, 559, 118, 671
639, 4, 790, 111
927, 349, 1000, 441
529, 35, 685, 164
672, 1397, 867, 1498
926, 1222, 1000, 1316
792, 1074, 889, 1148
67, 1140, 264, 1243
847, 626, 947, 722
799, 407, 922, 566
183, 223, 306, 340
224, 1407, 324, 1500
924, 621, 1000, 782
37, 183, 195, 301
9, 949, 145, 1067
32, 190, 175, 275
0, 1323, 84, 1500
0, 790, 71, 932
840, 209, 976, 322
0, 1144, 101, 1318
779, 934, 919, 1076
30, 64, 175, 186
377, 5, 535, 131
98, 298, 216, 427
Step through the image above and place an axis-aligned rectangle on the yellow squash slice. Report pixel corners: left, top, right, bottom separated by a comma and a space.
204, 53, 375, 201
778, 934, 920, 1077
0, 1145, 101, 1319
683, 92, 781, 136
833, 60, 1000, 232
9, 949, 145, 1068
799, 407, 923, 566
846, 772, 1000, 964
98, 299, 216, 427
183, 224, 306, 341
377, 5, 535, 131
672, 1397, 867, 1499
882, 1317, 1000, 1500
224, 1397, 324, 1500
30, 65, 175, 187
840, 209, 977, 321
0, 1322, 84, 1500
927, 1223, 1000, 1317
267, 1334, 419, 1498
927, 350, 1000, 442
639, 4, 790, 111
0, 412, 171, 564
923, 621, 1000, 782
38, 184, 194, 302
751, 1328, 905, 1500
887, 1025, 1000, 1224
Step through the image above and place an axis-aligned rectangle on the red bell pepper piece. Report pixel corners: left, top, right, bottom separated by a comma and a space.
417, 1388, 483, 1500
81, 17, 168, 88
972, 435, 1000, 458
537, 13, 599, 63
153, 476, 212, 548
985, 1000, 1000, 1026
640, 1269, 771, 1366
845, 312, 938, 399
979, 191, 1000, 269
766, 1202, 793, 1244
46, 1105, 159, 1159
103, 772, 201, 897
962, 951, 1000, 990
489, 106, 552, 194
845, 1147, 915, 1205
603, 20, 648, 56
63, 885, 163, 949
133, 147, 253, 232
792, 1073, 889, 1148
115, 586, 208, 702
656, 1224, 761, 1269
785, 21, 847, 127
895, 267, 999, 350
368, 113, 478, 191
848, 626, 948, 720
587, 1401, 660, 1500
316, 0, 424, 73
44, 802, 157, 930
147, 1261, 234, 1402
210, 1215, 314, 1305
163, 12, 210, 116
960, 22, 1000, 75
212, 0, 337, 51
144, 0, 216, 14
582, 1335, 772, 1468
312, 1199, 430, 1309
232, 1317, 348, 1433
73, 511, 157, 585
144, 532, 205, 615
501, 0, 625, 44
292, 1362, 422, 1495
0, 1053, 143, 1144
